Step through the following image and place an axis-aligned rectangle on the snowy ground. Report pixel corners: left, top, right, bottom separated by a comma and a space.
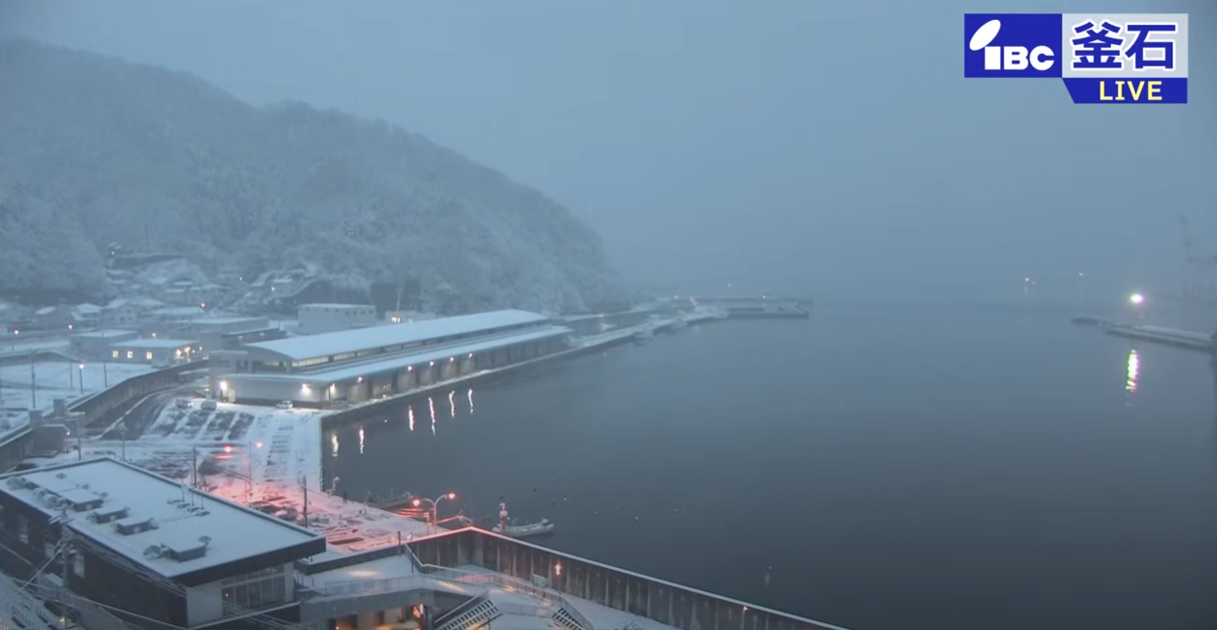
0, 360, 153, 429
0, 338, 70, 357
43, 401, 432, 556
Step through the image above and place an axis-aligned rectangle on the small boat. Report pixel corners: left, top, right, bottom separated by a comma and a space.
370, 493, 416, 511
493, 518, 555, 539
633, 327, 654, 341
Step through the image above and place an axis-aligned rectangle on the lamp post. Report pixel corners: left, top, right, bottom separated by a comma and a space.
77, 363, 84, 395
412, 492, 456, 533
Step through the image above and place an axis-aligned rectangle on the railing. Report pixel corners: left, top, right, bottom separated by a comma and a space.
310, 573, 483, 598
415, 564, 593, 630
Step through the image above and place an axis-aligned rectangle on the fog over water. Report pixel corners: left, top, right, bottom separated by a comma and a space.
328, 309, 1217, 630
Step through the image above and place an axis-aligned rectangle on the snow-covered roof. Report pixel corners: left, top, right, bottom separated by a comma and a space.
104, 299, 129, 310
298, 303, 373, 311
128, 298, 165, 308
0, 457, 323, 579
244, 310, 550, 362
34, 307, 56, 316
72, 329, 139, 339
111, 338, 199, 350
74, 304, 102, 314
152, 307, 204, 317
231, 325, 569, 385
191, 317, 267, 326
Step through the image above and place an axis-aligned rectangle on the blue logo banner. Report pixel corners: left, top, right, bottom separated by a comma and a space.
964, 12, 1189, 104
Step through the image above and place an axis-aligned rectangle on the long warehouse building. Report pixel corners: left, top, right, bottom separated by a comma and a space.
210, 309, 571, 406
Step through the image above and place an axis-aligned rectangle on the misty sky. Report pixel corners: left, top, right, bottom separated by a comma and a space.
2, 0, 1213, 304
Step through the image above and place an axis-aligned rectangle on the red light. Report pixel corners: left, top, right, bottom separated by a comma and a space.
412, 605, 423, 620
223, 445, 233, 454
446, 492, 456, 500
412, 498, 421, 507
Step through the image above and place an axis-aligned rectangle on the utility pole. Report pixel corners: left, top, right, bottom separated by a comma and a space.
30, 351, 36, 409
301, 474, 309, 528
191, 447, 198, 487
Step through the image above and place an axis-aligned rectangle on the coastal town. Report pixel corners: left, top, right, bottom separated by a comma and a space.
0, 292, 826, 630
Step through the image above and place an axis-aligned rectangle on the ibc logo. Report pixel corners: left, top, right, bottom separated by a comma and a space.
969, 19, 1055, 71
964, 13, 1063, 78
963, 12, 1189, 103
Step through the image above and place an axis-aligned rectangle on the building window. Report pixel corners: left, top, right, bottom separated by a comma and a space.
17, 515, 28, 544
221, 566, 287, 613
111, 350, 119, 359
73, 547, 84, 578
126, 350, 133, 359
145, 352, 153, 361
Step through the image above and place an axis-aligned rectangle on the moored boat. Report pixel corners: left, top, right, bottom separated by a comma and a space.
493, 518, 555, 539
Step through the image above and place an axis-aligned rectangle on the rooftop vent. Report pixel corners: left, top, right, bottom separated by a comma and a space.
5, 477, 24, 490
142, 545, 164, 559
162, 536, 211, 562
90, 505, 129, 524
113, 517, 157, 536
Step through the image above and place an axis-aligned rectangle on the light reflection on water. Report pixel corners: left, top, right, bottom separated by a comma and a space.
408, 404, 415, 432
1125, 348, 1140, 403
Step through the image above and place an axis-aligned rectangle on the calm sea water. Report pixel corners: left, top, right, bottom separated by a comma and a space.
325, 305, 1217, 630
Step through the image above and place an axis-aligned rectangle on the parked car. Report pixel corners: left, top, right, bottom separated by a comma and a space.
275, 400, 294, 410
200, 399, 217, 411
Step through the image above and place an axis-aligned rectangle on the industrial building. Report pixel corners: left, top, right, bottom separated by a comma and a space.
212, 309, 571, 406
297, 304, 378, 335
149, 317, 286, 354
108, 337, 201, 365
69, 329, 139, 360
0, 457, 326, 630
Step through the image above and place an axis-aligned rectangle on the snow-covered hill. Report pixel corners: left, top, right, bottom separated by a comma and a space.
0, 39, 623, 312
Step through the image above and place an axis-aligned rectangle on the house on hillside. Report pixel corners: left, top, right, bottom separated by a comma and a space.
72, 303, 103, 327
102, 299, 139, 327
34, 306, 73, 330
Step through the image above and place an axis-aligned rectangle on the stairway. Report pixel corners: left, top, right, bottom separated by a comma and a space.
434, 597, 501, 630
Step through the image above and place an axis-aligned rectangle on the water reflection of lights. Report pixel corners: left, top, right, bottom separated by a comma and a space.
429, 397, 437, 435
467, 388, 474, 414
330, 432, 339, 457
1126, 348, 1140, 393
448, 390, 456, 418
358, 426, 365, 454
408, 404, 415, 432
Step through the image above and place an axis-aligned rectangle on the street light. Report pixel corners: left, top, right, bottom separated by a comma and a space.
1129, 292, 1147, 322
412, 492, 456, 532
77, 363, 84, 395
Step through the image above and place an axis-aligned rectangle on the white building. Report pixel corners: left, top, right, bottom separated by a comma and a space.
0, 457, 325, 629
297, 304, 378, 335
385, 310, 436, 324
107, 337, 200, 365
70, 329, 140, 360
215, 309, 571, 405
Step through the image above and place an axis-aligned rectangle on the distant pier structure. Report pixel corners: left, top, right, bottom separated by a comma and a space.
677, 294, 812, 319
